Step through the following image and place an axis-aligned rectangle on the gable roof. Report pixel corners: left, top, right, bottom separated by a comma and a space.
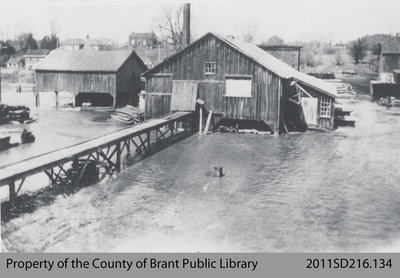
129, 32, 155, 38
143, 32, 337, 98
7, 57, 24, 64
24, 49, 49, 57
35, 48, 146, 72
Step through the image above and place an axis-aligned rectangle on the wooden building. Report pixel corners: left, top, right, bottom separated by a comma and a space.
35, 48, 147, 107
24, 49, 49, 69
141, 33, 337, 134
379, 52, 400, 81
6, 57, 25, 68
370, 52, 400, 101
257, 44, 302, 70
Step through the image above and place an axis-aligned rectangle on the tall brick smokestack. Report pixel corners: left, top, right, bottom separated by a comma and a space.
183, 3, 190, 47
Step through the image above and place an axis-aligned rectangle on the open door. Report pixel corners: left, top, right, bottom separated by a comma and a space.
300, 97, 318, 126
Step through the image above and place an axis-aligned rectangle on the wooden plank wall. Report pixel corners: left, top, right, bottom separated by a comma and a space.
198, 81, 224, 113
36, 71, 116, 97
144, 93, 171, 119
115, 53, 147, 106
380, 54, 400, 73
146, 74, 173, 93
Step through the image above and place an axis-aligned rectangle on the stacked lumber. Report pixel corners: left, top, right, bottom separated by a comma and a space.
324, 79, 357, 98
0, 104, 32, 124
111, 105, 144, 124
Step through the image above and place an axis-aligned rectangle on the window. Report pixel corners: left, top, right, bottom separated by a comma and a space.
143, 40, 147, 45
204, 62, 216, 75
225, 77, 252, 97
320, 97, 331, 118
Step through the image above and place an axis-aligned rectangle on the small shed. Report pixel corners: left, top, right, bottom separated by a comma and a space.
6, 57, 25, 68
141, 33, 337, 134
379, 52, 400, 81
35, 48, 147, 107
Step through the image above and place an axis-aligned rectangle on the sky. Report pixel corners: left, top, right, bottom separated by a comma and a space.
0, 0, 399, 44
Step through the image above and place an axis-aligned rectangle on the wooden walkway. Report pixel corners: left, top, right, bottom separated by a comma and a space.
0, 111, 193, 204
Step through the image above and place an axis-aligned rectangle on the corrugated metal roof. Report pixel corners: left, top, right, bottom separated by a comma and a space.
143, 32, 337, 98
34, 48, 137, 72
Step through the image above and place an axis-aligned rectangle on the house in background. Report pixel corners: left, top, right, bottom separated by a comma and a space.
24, 49, 49, 69
129, 32, 161, 49
35, 48, 147, 107
59, 36, 110, 51
141, 32, 337, 134
6, 57, 25, 68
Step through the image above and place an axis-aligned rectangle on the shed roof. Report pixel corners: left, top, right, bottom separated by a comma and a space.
35, 48, 143, 72
143, 33, 337, 98
24, 49, 49, 56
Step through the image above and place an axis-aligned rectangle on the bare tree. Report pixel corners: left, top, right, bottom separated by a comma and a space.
235, 20, 258, 43
48, 16, 59, 50
157, 5, 184, 50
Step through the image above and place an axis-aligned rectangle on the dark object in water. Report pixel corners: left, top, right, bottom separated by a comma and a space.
213, 166, 224, 177
0, 104, 31, 124
335, 119, 355, 127
21, 129, 35, 144
0, 136, 11, 151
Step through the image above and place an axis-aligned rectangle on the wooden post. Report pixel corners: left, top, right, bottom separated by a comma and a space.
9, 181, 16, 205
204, 111, 213, 135
199, 105, 203, 134
126, 139, 130, 153
35, 90, 40, 107
55, 91, 59, 109
116, 143, 121, 172
147, 130, 151, 151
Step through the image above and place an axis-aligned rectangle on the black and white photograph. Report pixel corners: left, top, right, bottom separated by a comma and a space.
0, 0, 400, 253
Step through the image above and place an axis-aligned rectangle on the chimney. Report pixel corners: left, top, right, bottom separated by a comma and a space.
183, 3, 190, 47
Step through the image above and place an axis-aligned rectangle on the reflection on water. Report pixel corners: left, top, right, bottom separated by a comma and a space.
2, 99, 400, 252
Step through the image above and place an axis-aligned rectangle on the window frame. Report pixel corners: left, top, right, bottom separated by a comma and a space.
224, 75, 253, 98
320, 97, 332, 118
204, 62, 216, 75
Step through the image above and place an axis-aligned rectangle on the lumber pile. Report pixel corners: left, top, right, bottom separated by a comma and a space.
324, 79, 357, 98
0, 104, 33, 124
111, 105, 144, 124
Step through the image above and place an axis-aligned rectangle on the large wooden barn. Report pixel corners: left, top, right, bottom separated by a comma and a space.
35, 48, 147, 107
141, 33, 337, 134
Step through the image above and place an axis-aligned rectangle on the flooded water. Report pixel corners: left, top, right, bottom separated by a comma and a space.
2, 97, 400, 252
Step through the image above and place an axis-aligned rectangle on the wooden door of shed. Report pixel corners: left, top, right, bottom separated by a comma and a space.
170, 80, 199, 112
300, 97, 318, 126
